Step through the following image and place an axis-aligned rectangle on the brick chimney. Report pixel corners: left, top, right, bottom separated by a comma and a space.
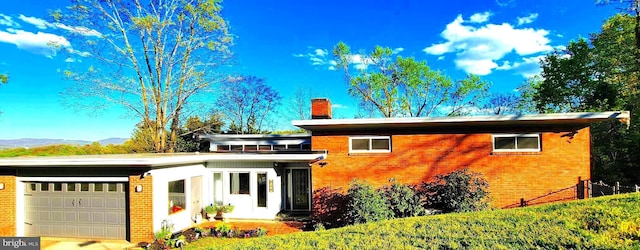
311, 98, 332, 119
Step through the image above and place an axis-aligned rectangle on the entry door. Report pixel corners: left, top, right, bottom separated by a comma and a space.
290, 169, 310, 210
191, 176, 202, 216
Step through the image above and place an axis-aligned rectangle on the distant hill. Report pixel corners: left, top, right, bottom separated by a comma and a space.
0, 138, 128, 149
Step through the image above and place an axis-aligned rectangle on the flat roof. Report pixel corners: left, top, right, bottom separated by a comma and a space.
292, 111, 630, 131
200, 133, 311, 140
0, 152, 326, 167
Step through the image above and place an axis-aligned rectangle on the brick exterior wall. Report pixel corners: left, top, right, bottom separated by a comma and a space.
0, 175, 16, 236
129, 174, 153, 243
311, 126, 591, 208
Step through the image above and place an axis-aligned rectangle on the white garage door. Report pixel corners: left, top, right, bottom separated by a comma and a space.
24, 182, 127, 239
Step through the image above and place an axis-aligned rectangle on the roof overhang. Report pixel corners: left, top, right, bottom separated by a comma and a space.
0, 152, 327, 168
292, 111, 630, 131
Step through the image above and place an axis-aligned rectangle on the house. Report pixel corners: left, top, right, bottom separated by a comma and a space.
293, 98, 629, 208
0, 136, 325, 243
0, 98, 629, 244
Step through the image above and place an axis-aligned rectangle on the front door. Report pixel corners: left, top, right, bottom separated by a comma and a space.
290, 169, 310, 210
190, 176, 202, 216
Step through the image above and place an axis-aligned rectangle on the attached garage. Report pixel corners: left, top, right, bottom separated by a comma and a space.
24, 182, 127, 240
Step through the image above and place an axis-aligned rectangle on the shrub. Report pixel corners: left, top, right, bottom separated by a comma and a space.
312, 187, 349, 228
380, 178, 425, 218
418, 168, 490, 213
345, 179, 392, 224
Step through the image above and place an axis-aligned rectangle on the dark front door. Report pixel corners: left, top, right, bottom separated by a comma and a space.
291, 169, 310, 210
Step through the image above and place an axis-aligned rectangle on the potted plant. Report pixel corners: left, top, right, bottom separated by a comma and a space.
204, 204, 217, 221
217, 203, 234, 222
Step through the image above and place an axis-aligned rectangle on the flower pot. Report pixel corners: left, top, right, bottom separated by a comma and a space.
221, 212, 231, 222
207, 213, 216, 222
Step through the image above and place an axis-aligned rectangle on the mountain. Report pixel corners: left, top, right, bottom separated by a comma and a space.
0, 138, 128, 149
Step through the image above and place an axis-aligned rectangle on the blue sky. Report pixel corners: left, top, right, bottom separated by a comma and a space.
0, 0, 620, 140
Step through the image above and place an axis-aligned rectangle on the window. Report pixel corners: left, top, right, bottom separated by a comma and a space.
286, 144, 300, 151
493, 134, 541, 152
245, 145, 257, 151
230, 172, 250, 194
80, 183, 89, 191
41, 183, 49, 191
53, 183, 62, 191
230, 145, 243, 151
168, 180, 185, 214
273, 144, 286, 151
67, 183, 76, 192
108, 183, 118, 192
349, 136, 391, 153
94, 183, 104, 192
259, 145, 271, 151
216, 145, 230, 151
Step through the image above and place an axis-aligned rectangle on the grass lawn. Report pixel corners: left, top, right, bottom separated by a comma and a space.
187, 193, 640, 249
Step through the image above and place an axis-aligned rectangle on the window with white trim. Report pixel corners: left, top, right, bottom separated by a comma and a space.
349, 136, 391, 153
492, 134, 541, 152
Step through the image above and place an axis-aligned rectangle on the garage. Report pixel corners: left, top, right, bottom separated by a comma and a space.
24, 182, 127, 240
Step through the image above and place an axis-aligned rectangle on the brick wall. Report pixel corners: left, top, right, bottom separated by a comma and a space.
311, 126, 591, 208
129, 174, 153, 243
0, 175, 16, 236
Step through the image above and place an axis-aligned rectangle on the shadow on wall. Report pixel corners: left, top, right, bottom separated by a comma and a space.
311, 187, 349, 229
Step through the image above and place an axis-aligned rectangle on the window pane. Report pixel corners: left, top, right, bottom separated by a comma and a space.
371, 139, 390, 150
168, 180, 185, 214
67, 183, 76, 192
41, 183, 49, 191
494, 137, 516, 150
230, 172, 250, 194
53, 183, 62, 191
517, 136, 539, 149
286, 144, 300, 151
94, 183, 104, 192
259, 145, 271, 151
273, 144, 286, 151
80, 183, 89, 191
257, 173, 267, 207
301, 143, 311, 151
217, 145, 230, 151
108, 183, 117, 192
29, 183, 36, 192
230, 145, 243, 151
351, 139, 369, 150
245, 145, 257, 151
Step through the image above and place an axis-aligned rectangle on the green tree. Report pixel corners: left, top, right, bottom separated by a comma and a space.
0, 73, 7, 84
531, 14, 640, 184
333, 41, 489, 118
125, 122, 156, 153
56, 0, 233, 153
174, 113, 224, 152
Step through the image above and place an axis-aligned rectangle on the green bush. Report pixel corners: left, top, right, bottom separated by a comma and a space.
419, 168, 490, 213
345, 180, 391, 225
380, 178, 425, 218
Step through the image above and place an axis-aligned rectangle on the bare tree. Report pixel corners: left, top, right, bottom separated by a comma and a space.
57, 0, 233, 152
216, 76, 281, 134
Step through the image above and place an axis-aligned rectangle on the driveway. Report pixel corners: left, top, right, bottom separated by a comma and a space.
41, 237, 135, 250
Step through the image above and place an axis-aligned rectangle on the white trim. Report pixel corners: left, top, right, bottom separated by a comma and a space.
17, 177, 129, 182
293, 111, 630, 130
349, 136, 391, 153
492, 133, 541, 152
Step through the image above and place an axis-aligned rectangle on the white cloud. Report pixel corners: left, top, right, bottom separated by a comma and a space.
0, 14, 20, 27
18, 15, 48, 29
517, 13, 538, 26
469, 12, 491, 23
0, 29, 70, 58
50, 23, 102, 37
328, 66, 336, 71
423, 13, 554, 76
496, 55, 545, 77
331, 103, 348, 109
392, 47, 404, 54
314, 48, 328, 57
65, 57, 76, 63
